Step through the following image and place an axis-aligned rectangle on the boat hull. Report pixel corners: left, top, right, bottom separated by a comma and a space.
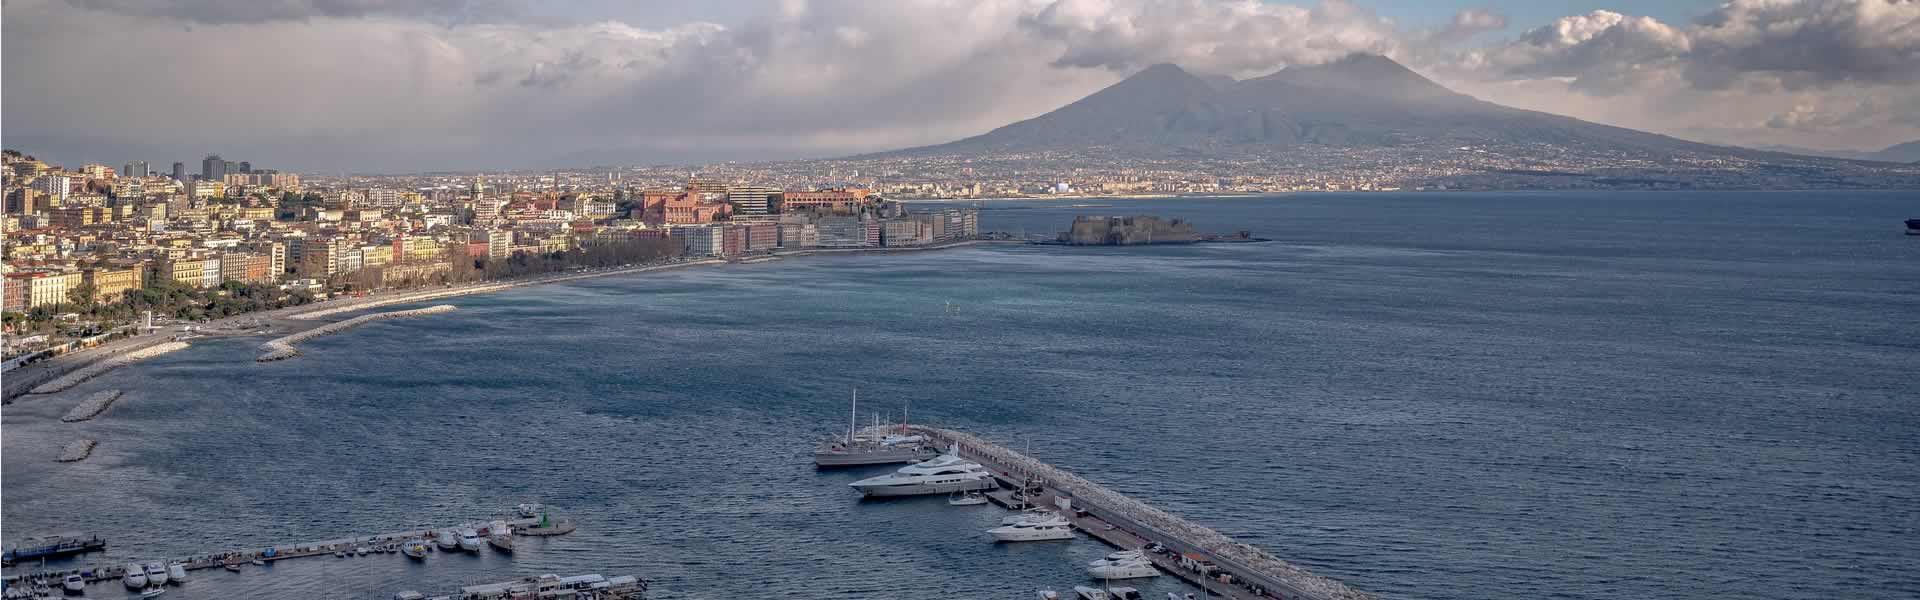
854, 477, 997, 497
1087, 563, 1160, 579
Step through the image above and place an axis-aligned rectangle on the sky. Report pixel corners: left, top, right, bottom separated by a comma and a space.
4, 0, 1918, 173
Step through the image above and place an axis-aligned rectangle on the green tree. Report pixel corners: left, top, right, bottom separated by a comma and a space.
67, 282, 98, 312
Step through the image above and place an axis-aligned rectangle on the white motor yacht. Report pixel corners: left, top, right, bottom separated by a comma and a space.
434, 530, 459, 550
144, 562, 169, 586
1087, 558, 1160, 580
1003, 509, 1061, 525
457, 529, 483, 552
1106, 586, 1144, 600
1088, 550, 1146, 567
848, 445, 997, 497
988, 516, 1076, 542
1036, 591, 1060, 600
168, 562, 189, 584
1073, 586, 1110, 600
62, 573, 85, 593
122, 563, 148, 589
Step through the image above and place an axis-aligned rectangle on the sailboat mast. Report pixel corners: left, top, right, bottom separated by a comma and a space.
848, 388, 857, 445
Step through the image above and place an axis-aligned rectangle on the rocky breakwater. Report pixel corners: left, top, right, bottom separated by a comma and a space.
57, 439, 98, 462
29, 342, 190, 394
258, 305, 457, 362
910, 425, 1373, 600
61, 389, 125, 422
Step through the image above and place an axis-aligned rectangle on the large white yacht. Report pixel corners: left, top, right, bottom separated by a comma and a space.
847, 445, 997, 497
122, 563, 147, 589
987, 516, 1076, 542
1087, 558, 1160, 580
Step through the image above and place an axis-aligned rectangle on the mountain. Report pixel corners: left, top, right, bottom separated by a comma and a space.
1872, 140, 1920, 163
1757, 141, 1920, 163
882, 54, 1766, 161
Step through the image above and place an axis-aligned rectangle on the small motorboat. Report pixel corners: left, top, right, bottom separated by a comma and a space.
1035, 591, 1060, 600
144, 562, 169, 586
1073, 586, 1110, 600
1106, 587, 1143, 600
334, 549, 346, 558
222, 561, 241, 572
456, 529, 482, 552
123, 563, 149, 589
948, 490, 989, 506
140, 585, 167, 597
62, 573, 85, 593
249, 558, 264, 566
355, 546, 369, 556
168, 562, 188, 584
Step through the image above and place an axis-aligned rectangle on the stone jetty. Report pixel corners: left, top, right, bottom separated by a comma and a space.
910, 425, 1374, 600
258, 305, 457, 362
56, 439, 97, 462
29, 342, 189, 394
61, 390, 125, 422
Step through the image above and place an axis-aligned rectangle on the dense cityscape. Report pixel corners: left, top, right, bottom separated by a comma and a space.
0, 149, 984, 364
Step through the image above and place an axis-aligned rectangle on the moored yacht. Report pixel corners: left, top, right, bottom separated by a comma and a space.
814, 390, 937, 467
848, 445, 997, 497
434, 530, 459, 551
988, 516, 1076, 542
167, 562, 188, 583
144, 562, 168, 586
1072, 586, 1110, 600
122, 563, 148, 589
457, 529, 483, 552
62, 573, 85, 593
1087, 558, 1160, 580
487, 521, 514, 552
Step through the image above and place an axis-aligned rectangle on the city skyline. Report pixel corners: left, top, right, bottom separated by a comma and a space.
6, 0, 1919, 172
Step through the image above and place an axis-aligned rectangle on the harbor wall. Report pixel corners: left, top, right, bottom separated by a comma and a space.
909, 425, 1372, 600
259, 305, 457, 361
27, 342, 189, 395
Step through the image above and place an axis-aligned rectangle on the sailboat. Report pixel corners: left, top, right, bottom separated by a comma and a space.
812, 389, 936, 467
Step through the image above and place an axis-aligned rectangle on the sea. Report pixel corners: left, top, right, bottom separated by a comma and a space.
4, 191, 1917, 599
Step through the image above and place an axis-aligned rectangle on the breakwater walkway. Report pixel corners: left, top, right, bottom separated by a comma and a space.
258, 305, 457, 361
26, 342, 189, 395
907, 425, 1373, 600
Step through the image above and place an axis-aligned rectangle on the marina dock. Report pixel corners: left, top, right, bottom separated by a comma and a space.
907, 426, 1373, 600
2, 509, 575, 591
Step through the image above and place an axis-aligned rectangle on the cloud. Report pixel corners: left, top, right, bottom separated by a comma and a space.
64, 0, 525, 25
4, 0, 1919, 170
1016, 0, 1402, 77
1430, 8, 1508, 44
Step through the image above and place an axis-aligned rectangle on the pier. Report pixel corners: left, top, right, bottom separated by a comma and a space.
26, 342, 188, 395
257, 304, 457, 361
908, 426, 1373, 600
3, 509, 575, 591
60, 389, 123, 422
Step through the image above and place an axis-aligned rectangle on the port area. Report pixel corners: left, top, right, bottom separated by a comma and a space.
2, 511, 573, 591
909, 426, 1372, 600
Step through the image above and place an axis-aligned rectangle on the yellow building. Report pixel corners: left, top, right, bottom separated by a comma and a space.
83, 266, 144, 301
164, 258, 206, 288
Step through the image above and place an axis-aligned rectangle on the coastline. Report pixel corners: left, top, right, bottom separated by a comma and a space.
2, 239, 990, 402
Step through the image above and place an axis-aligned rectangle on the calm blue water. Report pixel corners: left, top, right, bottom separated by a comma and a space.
5, 191, 1918, 599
